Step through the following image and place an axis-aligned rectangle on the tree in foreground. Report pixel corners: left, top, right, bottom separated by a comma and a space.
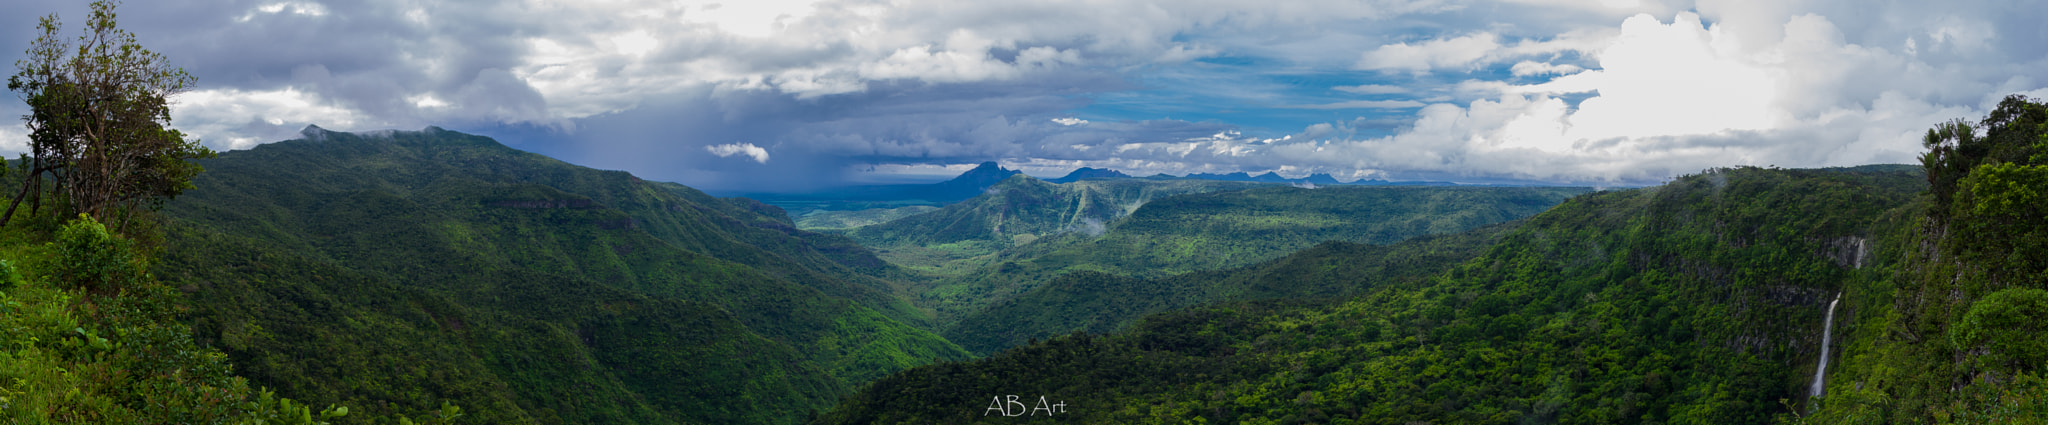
4, 0, 213, 231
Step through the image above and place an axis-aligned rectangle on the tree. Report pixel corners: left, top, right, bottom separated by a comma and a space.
5, 0, 213, 231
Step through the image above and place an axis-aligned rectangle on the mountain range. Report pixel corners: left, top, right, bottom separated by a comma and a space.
9, 96, 2044, 424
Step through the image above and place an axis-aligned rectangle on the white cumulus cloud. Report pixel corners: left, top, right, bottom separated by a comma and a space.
706, 143, 771, 164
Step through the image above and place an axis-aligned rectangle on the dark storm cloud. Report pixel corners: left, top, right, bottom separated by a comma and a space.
476, 71, 1249, 192
3, 0, 2045, 190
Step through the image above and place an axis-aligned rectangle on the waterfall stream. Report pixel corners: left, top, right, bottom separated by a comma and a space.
1811, 293, 1842, 397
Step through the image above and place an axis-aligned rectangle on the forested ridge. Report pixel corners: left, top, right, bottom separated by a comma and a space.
815, 96, 2048, 424
818, 163, 1927, 424
916, 184, 1588, 331
141, 126, 972, 423
944, 220, 1522, 355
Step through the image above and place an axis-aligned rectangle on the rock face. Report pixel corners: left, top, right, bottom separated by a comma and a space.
1819, 236, 1871, 269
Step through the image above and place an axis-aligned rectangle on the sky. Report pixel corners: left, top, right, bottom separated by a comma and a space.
1, 0, 2044, 192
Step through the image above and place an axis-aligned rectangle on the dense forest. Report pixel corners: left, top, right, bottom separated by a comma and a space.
945, 220, 1522, 355
911, 184, 1588, 331
146, 126, 973, 423
815, 164, 1925, 424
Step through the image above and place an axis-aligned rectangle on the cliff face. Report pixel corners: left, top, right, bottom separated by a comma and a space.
1809, 100, 2048, 422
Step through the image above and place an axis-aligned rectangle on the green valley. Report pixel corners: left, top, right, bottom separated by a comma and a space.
817, 164, 1927, 424
901, 180, 1589, 334
7, 2, 2046, 424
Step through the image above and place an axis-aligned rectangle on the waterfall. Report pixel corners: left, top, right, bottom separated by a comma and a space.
1811, 293, 1842, 397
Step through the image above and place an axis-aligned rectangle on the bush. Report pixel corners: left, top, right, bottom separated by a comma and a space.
1952, 287, 2048, 370
51, 214, 143, 293
0, 259, 18, 291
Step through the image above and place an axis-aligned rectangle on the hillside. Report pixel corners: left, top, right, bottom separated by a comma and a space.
151, 127, 971, 424
917, 184, 1590, 328
0, 212, 437, 423
945, 220, 1519, 354
815, 165, 1927, 424
793, 205, 940, 231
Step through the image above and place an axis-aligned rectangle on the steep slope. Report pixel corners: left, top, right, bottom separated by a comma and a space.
1806, 96, 2048, 423
160, 226, 840, 424
946, 220, 1518, 354
816, 165, 1925, 424
155, 127, 970, 424
919, 185, 1589, 326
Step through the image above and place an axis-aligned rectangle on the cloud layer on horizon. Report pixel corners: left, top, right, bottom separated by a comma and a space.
0, 0, 2042, 191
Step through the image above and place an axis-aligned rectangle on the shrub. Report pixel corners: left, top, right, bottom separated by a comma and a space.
1952, 287, 2048, 370
51, 214, 142, 293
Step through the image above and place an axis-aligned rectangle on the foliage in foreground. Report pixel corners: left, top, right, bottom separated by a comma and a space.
4, 0, 214, 231
0, 214, 464, 424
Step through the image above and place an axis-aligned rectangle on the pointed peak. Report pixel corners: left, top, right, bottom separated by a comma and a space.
300, 124, 333, 141
940, 161, 1023, 187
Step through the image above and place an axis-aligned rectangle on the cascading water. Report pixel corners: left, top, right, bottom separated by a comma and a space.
1811, 293, 1842, 397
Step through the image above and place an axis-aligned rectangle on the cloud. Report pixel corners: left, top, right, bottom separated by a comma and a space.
1284, 100, 1428, 110
1, 0, 2043, 190
1229, 8, 2037, 184
1333, 84, 1408, 94
1507, 13, 1776, 147
1509, 61, 1584, 76
171, 87, 375, 149
1356, 33, 1502, 74
706, 143, 771, 164
0, 124, 24, 153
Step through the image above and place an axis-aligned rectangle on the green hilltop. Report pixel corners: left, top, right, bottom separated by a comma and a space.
149, 126, 970, 424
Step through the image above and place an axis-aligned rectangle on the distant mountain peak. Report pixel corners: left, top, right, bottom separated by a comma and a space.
1050, 167, 1132, 183
300, 124, 332, 141
943, 162, 1022, 186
